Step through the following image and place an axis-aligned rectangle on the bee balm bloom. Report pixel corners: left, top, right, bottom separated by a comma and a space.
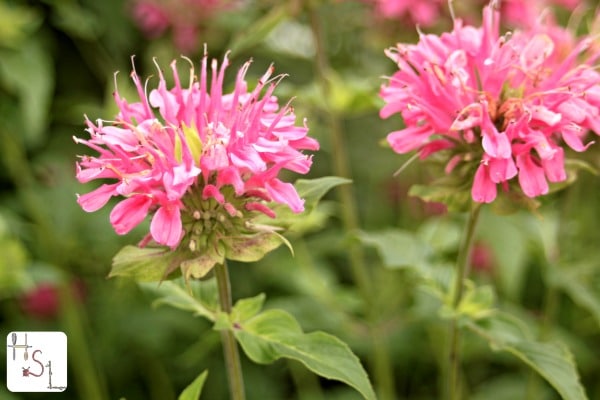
380, 2, 600, 204
75, 52, 318, 250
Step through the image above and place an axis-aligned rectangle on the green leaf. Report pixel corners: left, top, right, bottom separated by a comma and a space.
110, 245, 187, 282
356, 229, 431, 270
180, 246, 223, 281
549, 265, 600, 329
0, 235, 30, 297
469, 315, 588, 400
140, 279, 216, 322
295, 176, 352, 208
231, 293, 265, 322
222, 308, 376, 400
0, 2, 41, 47
224, 232, 284, 262
228, 5, 288, 55
0, 37, 53, 147
178, 370, 208, 400
456, 283, 496, 320
409, 179, 471, 213
45, 0, 101, 39
477, 211, 534, 300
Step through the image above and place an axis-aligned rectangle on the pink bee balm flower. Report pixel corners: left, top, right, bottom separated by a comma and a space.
75, 51, 318, 249
380, 1, 600, 204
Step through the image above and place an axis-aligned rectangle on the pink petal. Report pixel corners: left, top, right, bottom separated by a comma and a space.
542, 147, 566, 183
530, 105, 561, 127
520, 34, 554, 70
245, 202, 276, 218
202, 184, 225, 203
562, 124, 592, 152
472, 164, 497, 203
150, 205, 182, 248
77, 183, 118, 212
516, 154, 548, 197
265, 179, 304, 212
488, 157, 517, 183
387, 125, 433, 154
110, 196, 153, 235
481, 111, 511, 159
217, 167, 245, 195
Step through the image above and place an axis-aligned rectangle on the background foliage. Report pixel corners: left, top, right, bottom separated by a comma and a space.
1, 0, 600, 399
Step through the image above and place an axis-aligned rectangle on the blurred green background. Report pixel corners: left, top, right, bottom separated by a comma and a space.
1, 0, 600, 399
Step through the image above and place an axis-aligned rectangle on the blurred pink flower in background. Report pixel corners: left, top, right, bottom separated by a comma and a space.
366, 0, 446, 26
380, 2, 600, 204
20, 281, 85, 320
75, 51, 318, 249
130, 0, 240, 53
501, 0, 582, 28
470, 241, 495, 273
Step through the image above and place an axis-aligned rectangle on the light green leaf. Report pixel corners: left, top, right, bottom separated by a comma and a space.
356, 229, 431, 270
0, 236, 30, 296
477, 211, 534, 301
0, 2, 41, 47
231, 293, 265, 322
417, 217, 461, 253
224, 232, 284, 262
456, 283, 496, 320
110, 245, 187, 282
469, 315, 588, 400
0, 37, 53, 147
295, 176, 352, 207
140, 280, 216, 322
223, 308, 376, 400
180, 247, 223, 281
178, 370, 208, 400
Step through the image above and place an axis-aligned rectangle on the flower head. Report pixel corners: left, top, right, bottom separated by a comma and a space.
380, 2, 600, 205
75, 51, 318, 251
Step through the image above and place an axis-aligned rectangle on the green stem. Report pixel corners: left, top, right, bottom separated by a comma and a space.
307, 5, 394, 399
58, 282, 109, 400
446, 203, 482, 400
215, 261, 246, 400
307, 6, 372, 300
